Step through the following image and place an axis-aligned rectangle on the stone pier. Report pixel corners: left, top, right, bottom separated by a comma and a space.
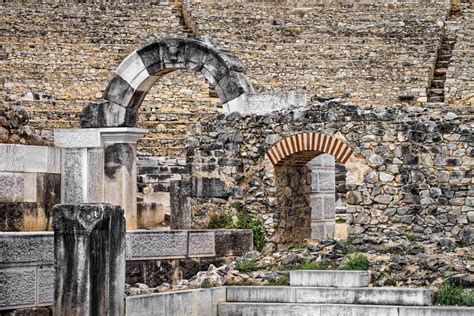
54, 128, 148, 230
53, 203, 126, 316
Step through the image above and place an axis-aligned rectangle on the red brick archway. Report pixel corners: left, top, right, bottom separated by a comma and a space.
266, 132, 353, 166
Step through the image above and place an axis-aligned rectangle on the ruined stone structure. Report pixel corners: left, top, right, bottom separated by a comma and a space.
0, 0, 473, 314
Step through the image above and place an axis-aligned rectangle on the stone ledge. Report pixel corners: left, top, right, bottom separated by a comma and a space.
218, 303, 474, 316
0, 144, 60, 174
226, 286, 433, 306
290, 270, 370, 287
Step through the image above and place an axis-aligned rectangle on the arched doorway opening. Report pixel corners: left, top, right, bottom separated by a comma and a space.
266, 132, 353, 245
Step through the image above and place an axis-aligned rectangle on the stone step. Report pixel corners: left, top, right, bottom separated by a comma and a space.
217, 303, 474, 316
434, 68, 448, 74
226, 286, 433, 306
428, 88, 444, 95
290, 270, 369, 287
428, 95, 445, 102
430, 80, 445, 88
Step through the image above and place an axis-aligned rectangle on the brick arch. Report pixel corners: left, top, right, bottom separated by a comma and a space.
79, 37, 254, 128
266, 132, 353, 166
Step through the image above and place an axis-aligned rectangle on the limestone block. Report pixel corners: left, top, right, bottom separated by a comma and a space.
309, 195, 324, 220
54, 128, 101, 148
0, 172, 36, 203
215, 71, 254, 104
37, 266, 54, 305
223, 92, 306, 115
137, 202, 166, 229
0, 232, 53, 265
87, 148, 104, 203
61, 148, 87, 203
188, 231, 215, 257
214, 229, 253, 257
318, 171, 336, 192
53, 204, 126, 316
290, 270, 370, 287
0, 267, 36, 308
0, 203, 55, 232
310, 223, 325, 240
0, 145, 24, 172
79, 99, 139, 128
126, 231, 188, 259
190, 177, 227, 197
170, 180, 192, 230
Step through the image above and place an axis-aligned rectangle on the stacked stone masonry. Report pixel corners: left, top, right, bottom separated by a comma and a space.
3, 0, 473, 159
185, 100, 473, 248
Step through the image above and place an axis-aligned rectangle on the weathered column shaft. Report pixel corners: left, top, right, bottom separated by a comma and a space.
169, 180, 192, 229
53, 203, 126, 316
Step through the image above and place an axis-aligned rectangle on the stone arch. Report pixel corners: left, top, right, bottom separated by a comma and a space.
266, 132, 353, 167
267, 132, 354, 244
79, 38, 254, 128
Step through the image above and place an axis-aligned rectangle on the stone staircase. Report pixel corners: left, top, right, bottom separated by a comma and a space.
218, 270, 473, 316
427, 36, 456, 104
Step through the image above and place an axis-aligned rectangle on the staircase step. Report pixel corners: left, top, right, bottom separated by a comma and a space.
217, 303, 474, 316
226, 286, 433, 306
428, 95, 445, 102
431, 80, 444, 88
290, 270, 369, 287
434, 68, 448, 74
428, 88, 444, 95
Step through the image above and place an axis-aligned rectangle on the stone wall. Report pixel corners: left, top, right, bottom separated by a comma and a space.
0, 144, 60, 231
445, 5, 474, 106
185, 100, 473, 250
184, 0, 450, 105
1, 1, 220, 157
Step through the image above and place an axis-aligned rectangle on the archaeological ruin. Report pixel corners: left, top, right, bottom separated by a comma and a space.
0, 0, 473, 315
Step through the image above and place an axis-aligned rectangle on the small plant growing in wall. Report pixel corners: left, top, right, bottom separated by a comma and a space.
208, 213, 234, 229
292, 260, 330, 271
234, 212, 266, 252
235, 258, 257, 273
341, 252, 369, 270
434, 279, 474, 306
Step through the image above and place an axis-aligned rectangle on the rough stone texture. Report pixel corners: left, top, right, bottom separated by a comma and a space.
0, 232, 53, 264
186, 100, 473, 249
126, 231, 189, 259
214, 229, 254, 257
53, 204, 126, 316
169, 180, 192, 229
188, 231, 216, 257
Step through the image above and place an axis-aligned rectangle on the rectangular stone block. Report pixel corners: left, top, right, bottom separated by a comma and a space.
323, 195, 336, 219
318, 171, 336, 192
218, 303, 321, 316
36, 173, 61, 205
0, 144, 24, 172
170, 180, 191, 230
126, 231, 188, 259
126, 287, 225, 316
137, 202, 166, 229
37, 266, 54, 305
215, 229, 253, 257
87, 148, 104, 203
290, 270, 370, 287
188, 231, 215, 257
0, 202, 55, 232
226, 286, 295, 303
295, 287, 433, 305
310, 222, 325, 240
399, 306, 474, 316
321, 305, 398, 316
0, 145, 60, 174
0, 232, 54, 265
222, 92, 306, 115
309, 195, 324, 220
61, 148, 87, 204
54, 128, 102, 148
190, 177, 227, 197
0, 267, 37, 308
0, 172, 25, 202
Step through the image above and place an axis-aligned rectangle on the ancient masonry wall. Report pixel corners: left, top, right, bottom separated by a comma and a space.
1, 1, 220, 157
184, 0, 451, 105
186, 101, 473, 249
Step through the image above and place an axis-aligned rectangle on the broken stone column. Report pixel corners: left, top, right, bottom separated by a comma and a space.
169, 180, 192, 229
308, 154, 336, 240
53, 203, 125, 316
54, 128, 148, 230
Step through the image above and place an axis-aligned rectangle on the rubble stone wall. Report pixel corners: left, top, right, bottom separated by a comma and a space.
186, 101, 473, 249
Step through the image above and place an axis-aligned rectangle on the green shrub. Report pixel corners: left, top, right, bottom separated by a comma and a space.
235, 258, 257, 273
235, 212, 266, 251
208, 213, 234, 229
383, 246, 406, 255
292, 261, 329, 270
404, 232, 420, 242
434, 280, 474, 306
226, 278, 259, 286
342, 253, 369, 270
335, 216, 346, 224
266, 276, 290, 286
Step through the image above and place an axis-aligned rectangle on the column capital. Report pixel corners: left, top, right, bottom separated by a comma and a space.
54, 127, 148, 148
